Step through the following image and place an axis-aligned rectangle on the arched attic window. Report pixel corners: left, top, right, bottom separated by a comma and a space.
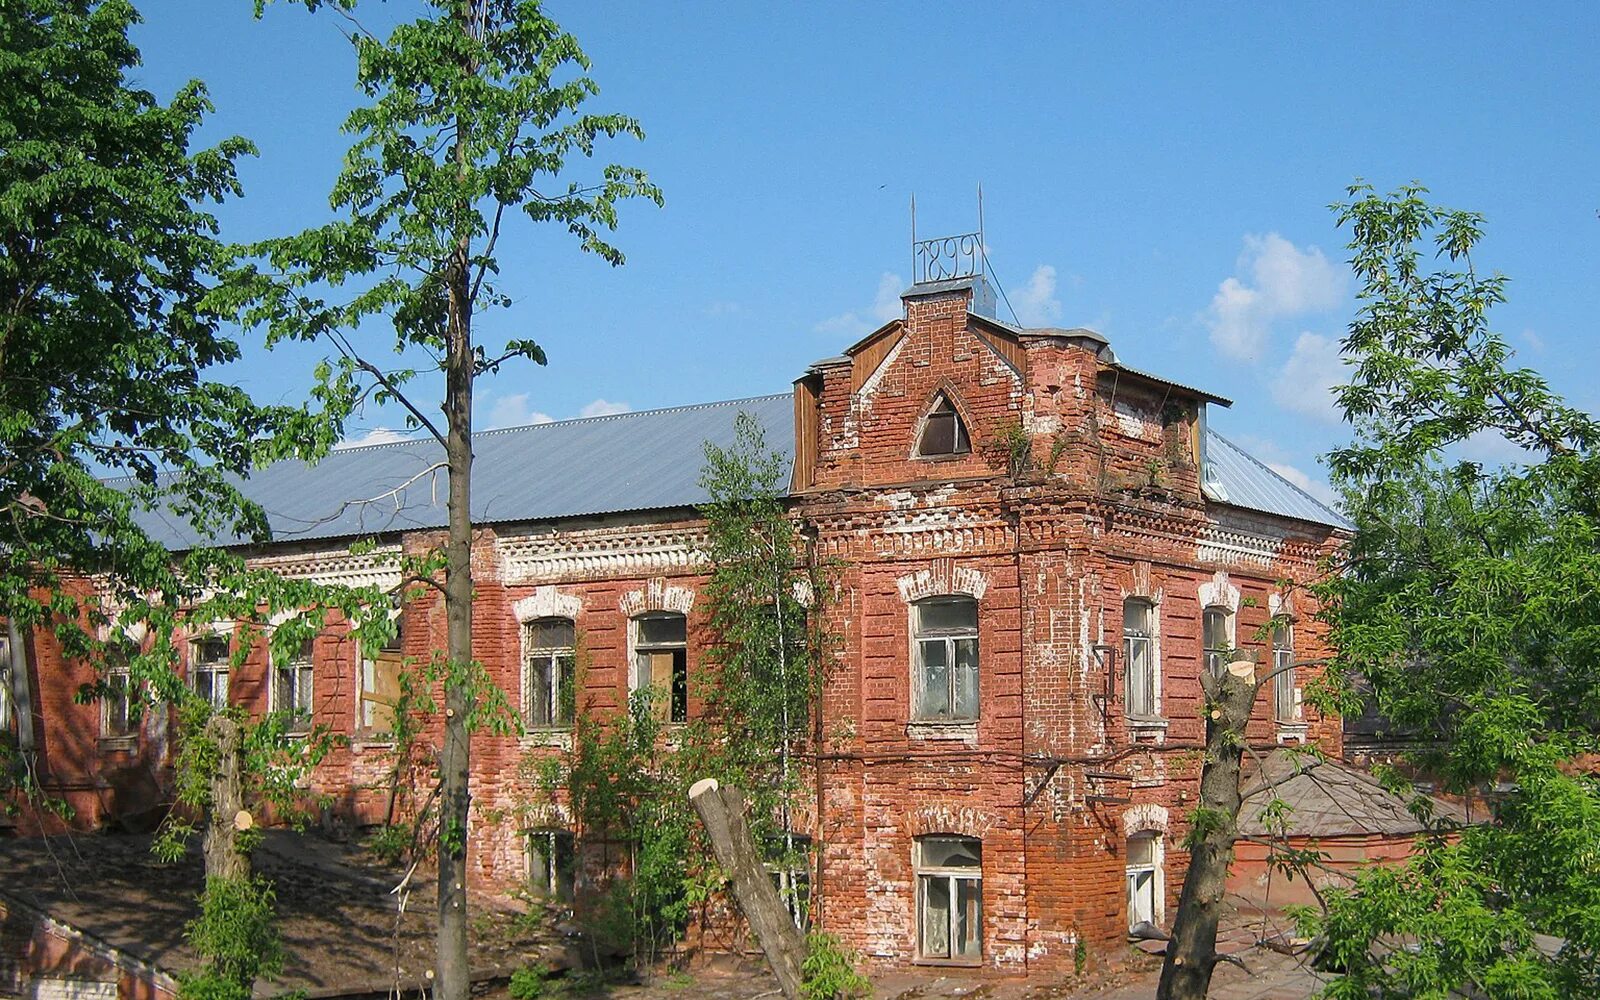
917, 392, 970, 458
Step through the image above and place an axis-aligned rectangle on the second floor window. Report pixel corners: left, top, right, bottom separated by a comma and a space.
191, 635, 230, 709
914, 597, 979, 721
634, 613, 687, 724
1123, 600, 1156, 718
1272, 623, 1296, 722
525, 618, 576, 728
273, 638, 314, 732
1202, 608, 1230, 678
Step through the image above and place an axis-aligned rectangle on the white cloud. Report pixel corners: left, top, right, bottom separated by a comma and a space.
705, 300, 742, 317
478, 390, 554, 430
579, 398, 631, 418
1520, 328, 1545, 353
1455, 428, 1526, 466
815, 272, 904, 339
335, 427, 413, 449
1271, 332, 1346, 423
1013, 264, 1062, 326
1208, 233, 1344, 361
1266, 461, 1339, 509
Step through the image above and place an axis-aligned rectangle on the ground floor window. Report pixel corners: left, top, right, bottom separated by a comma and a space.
273, 638, 315, 733
764, 833, 813, 929
191, 634, 230, 709
1126, 833, 1160, 930
360, 622, 404, 736
915, 835, 981, 961
527, 829, 576, 901
102, 659, 137, 739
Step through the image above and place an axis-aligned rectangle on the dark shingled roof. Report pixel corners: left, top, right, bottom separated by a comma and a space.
1238, 750, 1467, 839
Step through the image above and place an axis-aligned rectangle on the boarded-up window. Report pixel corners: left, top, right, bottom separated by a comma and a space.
633, 613, 686, 723
360, 622, 403, 735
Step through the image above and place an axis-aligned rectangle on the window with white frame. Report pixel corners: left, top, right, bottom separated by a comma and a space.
1123, 599, 1156, 718
1, 632, 14, 733
1272, 622, 1296, 722
273, 638, 315, 732
764, 833, 813, 929
191, 635, 230, 709
913, 597, 979, 721
915, 835, 982, 961
1202, 607, 1230, 678
1126, 833, 1160, 930
360, 616, 404, 736
102, 654, 137, 740
525, 618, 576, 728
527, 829, 576, 901
633, 613, 687, 724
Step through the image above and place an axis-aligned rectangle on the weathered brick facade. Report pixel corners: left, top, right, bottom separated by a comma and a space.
6, 274, 1345, 975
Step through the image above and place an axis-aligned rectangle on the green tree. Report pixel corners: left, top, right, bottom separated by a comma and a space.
1298, 184, 1600, 998
233, 3, 661, 996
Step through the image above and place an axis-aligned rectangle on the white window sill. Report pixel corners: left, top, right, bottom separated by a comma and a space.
907, 720, 978, 744
1275, 722, 1310, 743
1125, 716, 1169, 730
520, 729, 575, 752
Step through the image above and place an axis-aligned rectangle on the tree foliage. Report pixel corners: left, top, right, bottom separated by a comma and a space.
1301, 184, 1600, 998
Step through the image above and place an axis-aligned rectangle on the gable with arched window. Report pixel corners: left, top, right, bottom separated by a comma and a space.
915, 391, 970, 458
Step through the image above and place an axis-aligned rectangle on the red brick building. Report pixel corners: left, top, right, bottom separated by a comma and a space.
2, 265, 1347, 975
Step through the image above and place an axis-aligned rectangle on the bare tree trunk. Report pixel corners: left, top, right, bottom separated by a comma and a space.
689, 779, 807, 1000
202, 713, 249, 882
1156, 652, 1258, 1000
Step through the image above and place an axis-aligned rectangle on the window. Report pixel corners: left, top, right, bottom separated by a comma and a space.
527, 829, 576, 901
1123, 599, 1155, 718
360, 619, 403, 735
913, 597, 979, 721
765, 833, 813, 929
1126, 833, 1160, 930
1202, 608, 1230, 678
917, 393, 970, 458
191, 635, 230, 709
102, 656, 137, 739
0, 632, 12, 733
273, 639, 315, 732
1272, 623, 1296, 722
633, 613, 687, 724
525, 618, 576, 728
915, 836, 981, 961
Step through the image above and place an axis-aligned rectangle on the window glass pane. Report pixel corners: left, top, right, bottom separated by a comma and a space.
955, 877, 982, 957
920, 875, 951, 958
921, 413, 956, 455
918, 598, 976, 634
106, 673, 130, 736
1127, 835, 1156, 867
197, 636, 228, 665
1123, 600, 1149, 636
529, 656, 554, 726
917, 639, 950, 718
295, 666, 315, 715
532, 619, 575, 651
556, 653, 576, 725
1273, 623, 1290, 651
1125, 636, 1152, 717
637, 614, 685, 646
1202, 609, 1228, 649
953, 638, 979, 719
918, 836, 981, 869
1129, 870, 1155, 926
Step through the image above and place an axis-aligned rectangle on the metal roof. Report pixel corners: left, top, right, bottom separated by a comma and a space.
132, 394, 794, 550
1204, 429, 1350, 530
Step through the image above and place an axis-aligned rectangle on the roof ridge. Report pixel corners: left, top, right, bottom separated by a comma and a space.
331, 393, 792, 454
1206, 428, 1347, 526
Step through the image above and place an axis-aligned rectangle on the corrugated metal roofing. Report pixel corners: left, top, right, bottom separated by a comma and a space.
129, 391, 1345, 551
132, 394, 794, 550
1204, 429, 1351, 530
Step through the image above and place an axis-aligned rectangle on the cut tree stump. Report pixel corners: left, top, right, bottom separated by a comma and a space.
688, 778, 806, 1000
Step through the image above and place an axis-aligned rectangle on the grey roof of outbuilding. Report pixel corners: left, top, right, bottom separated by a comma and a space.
132, 393, 795, 550
1204, 429, 1351, 530
1238, 750, 1468, 838
130, 391, 1347, 551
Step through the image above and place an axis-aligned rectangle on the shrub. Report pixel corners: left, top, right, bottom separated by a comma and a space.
801, 932, 871, 1000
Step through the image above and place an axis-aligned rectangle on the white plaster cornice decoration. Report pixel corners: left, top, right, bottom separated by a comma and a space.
1122, 802, 1169, 834
249, 545, 404, 593
512, 586, 584, 624
1198, 570, 1240, 615
498, 526, 707, 584
619, 577, 695, 617
896, 557, 990, 604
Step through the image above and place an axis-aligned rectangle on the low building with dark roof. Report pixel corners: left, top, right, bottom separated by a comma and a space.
5, 262, 1350, 980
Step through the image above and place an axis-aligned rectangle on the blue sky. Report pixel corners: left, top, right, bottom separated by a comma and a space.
128, 2, 1600, 502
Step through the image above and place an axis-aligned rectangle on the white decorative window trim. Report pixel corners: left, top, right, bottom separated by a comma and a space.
513, 587, 584, 624
619, 578, 695, 617
906, 721, 979, 745
249, 545, 404, 592
1198, 569, 1240, 652
1122, 802, 1170, 835
896, 558, 990, 603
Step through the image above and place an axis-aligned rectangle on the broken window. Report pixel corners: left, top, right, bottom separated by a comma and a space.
102, 654, 137, 740
191, 634, 230, 709
527, 829, 576, 901
1123, 599, 1157, 718
1126, 833, 1160, 930
915, 835, 982, 961
917, 393, 970, 458
525, 617, 576, 728
273, 638, 315, 733
633, 612, 687, 723
914, 597, 979, 721
1272, 623, 1296, 722
360, 618, 403, 735
1202, 607, 1230, 678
